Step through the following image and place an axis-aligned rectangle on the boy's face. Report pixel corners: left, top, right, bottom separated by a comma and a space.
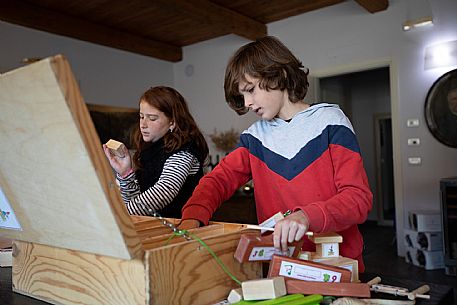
238, 74, 290, 120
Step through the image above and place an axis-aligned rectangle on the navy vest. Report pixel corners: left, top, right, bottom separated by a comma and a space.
135, 139, 203, 218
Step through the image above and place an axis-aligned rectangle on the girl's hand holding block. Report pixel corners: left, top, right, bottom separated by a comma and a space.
105, 139, 126, 158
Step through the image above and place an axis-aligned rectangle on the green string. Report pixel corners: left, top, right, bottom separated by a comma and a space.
166, 229, 242, 286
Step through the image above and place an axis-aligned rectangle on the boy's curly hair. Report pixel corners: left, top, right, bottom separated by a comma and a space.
224, 36, 309, 115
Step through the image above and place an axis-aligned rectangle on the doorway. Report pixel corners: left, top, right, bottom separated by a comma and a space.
317, 67, 394, 225
374, 114, 395, 225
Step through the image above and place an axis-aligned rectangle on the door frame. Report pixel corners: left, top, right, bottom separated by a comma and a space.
311, 58, 404, 255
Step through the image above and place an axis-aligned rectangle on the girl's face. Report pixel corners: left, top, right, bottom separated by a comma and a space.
139, 101, 174, 143
238, 74, 290, 120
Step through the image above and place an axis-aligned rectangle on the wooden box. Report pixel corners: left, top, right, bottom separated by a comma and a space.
0, 55, 262, 305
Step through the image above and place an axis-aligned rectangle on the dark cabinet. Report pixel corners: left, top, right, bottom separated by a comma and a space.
440, 177, 457, 276
211, 192, 257, 224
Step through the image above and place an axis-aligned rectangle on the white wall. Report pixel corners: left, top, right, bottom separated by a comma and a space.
0, 21, 174, 108
175, 0, 457, 256
173, 36, 258, 155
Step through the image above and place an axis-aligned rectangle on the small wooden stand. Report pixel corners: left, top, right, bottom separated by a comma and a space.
0, 56, 261, 305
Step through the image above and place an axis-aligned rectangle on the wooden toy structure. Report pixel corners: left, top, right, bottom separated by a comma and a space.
309, 232, 343, 259
299, 232, 359, 282
0, 55, 261, 305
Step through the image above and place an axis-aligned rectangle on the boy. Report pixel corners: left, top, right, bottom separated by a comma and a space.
179, 36, 372, 271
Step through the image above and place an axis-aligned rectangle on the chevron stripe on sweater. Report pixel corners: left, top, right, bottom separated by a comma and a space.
238, 124, 360, 180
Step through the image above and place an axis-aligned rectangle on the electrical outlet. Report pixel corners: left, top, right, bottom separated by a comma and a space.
408, 138, 420, 146
407, 119, 420, 127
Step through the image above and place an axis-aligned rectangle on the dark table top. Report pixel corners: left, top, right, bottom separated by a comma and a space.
1, 267, 455, 305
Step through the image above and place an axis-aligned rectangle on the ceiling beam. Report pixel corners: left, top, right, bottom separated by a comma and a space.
354, 0, 388, 13
156, 0, 267, 41
0, 1, 182, 62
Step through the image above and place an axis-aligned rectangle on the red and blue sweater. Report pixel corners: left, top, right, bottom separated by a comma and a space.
182, 103, 372, 271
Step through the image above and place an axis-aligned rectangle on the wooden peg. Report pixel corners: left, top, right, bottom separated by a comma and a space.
407, 284, 430, 300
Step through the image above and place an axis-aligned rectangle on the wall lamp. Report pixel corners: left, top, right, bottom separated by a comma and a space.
402, 16, 433, 31
424, 40, 457, 70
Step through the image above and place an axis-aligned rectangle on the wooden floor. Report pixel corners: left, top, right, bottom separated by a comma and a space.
359, 221, 457, 302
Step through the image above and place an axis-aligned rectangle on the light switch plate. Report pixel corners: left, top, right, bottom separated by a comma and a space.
408, 157, 422, 165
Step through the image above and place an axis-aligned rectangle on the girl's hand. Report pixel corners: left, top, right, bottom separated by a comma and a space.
273, 210, 309, 253
102, 143, 132, 177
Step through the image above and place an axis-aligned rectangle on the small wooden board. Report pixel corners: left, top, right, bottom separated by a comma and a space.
267, 254, 352, 283
285, 280, 370, 297
234, 233, 303, 263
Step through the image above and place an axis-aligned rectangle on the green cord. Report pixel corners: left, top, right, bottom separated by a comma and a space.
167, 229, 242, 286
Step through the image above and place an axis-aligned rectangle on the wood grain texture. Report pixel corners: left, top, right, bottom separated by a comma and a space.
0, 55, 142, 259
12, 240, 147, 305
147, 230, 262, 305
285, 279, 371, 297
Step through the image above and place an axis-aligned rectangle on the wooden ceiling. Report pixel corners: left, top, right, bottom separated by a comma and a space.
0, 0, 388, 62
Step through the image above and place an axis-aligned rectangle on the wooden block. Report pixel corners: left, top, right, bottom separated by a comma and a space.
312, 256, 359, 282
285, 279, 371, 298
267, 254, 352, 283
234, 233, 303, 263
227, 288, 243, 304
315, 242, 339, 258
298, 251, 312, 260
259, 212, 284, 233
308, 232, 343, 244
106, 139, 126, 158
241, 277, 286, 301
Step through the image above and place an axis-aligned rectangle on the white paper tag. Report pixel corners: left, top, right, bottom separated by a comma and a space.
0, 187, 22, 230
248, 246, 296, 261
278, 261, 342, 282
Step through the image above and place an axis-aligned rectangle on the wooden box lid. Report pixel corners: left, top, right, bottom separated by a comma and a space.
0, 55, 142, 260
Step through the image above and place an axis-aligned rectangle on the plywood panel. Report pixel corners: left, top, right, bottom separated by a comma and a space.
12, 240, 147, 305
0, 55, 141, 259
147, 231, 262, 305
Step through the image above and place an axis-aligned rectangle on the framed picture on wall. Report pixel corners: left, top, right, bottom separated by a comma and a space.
87, 103, 138, 148
424, 69, 457, 148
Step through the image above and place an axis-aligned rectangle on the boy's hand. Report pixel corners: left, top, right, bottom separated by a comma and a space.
273, 210, 309, 253
178, 219, 201, 230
